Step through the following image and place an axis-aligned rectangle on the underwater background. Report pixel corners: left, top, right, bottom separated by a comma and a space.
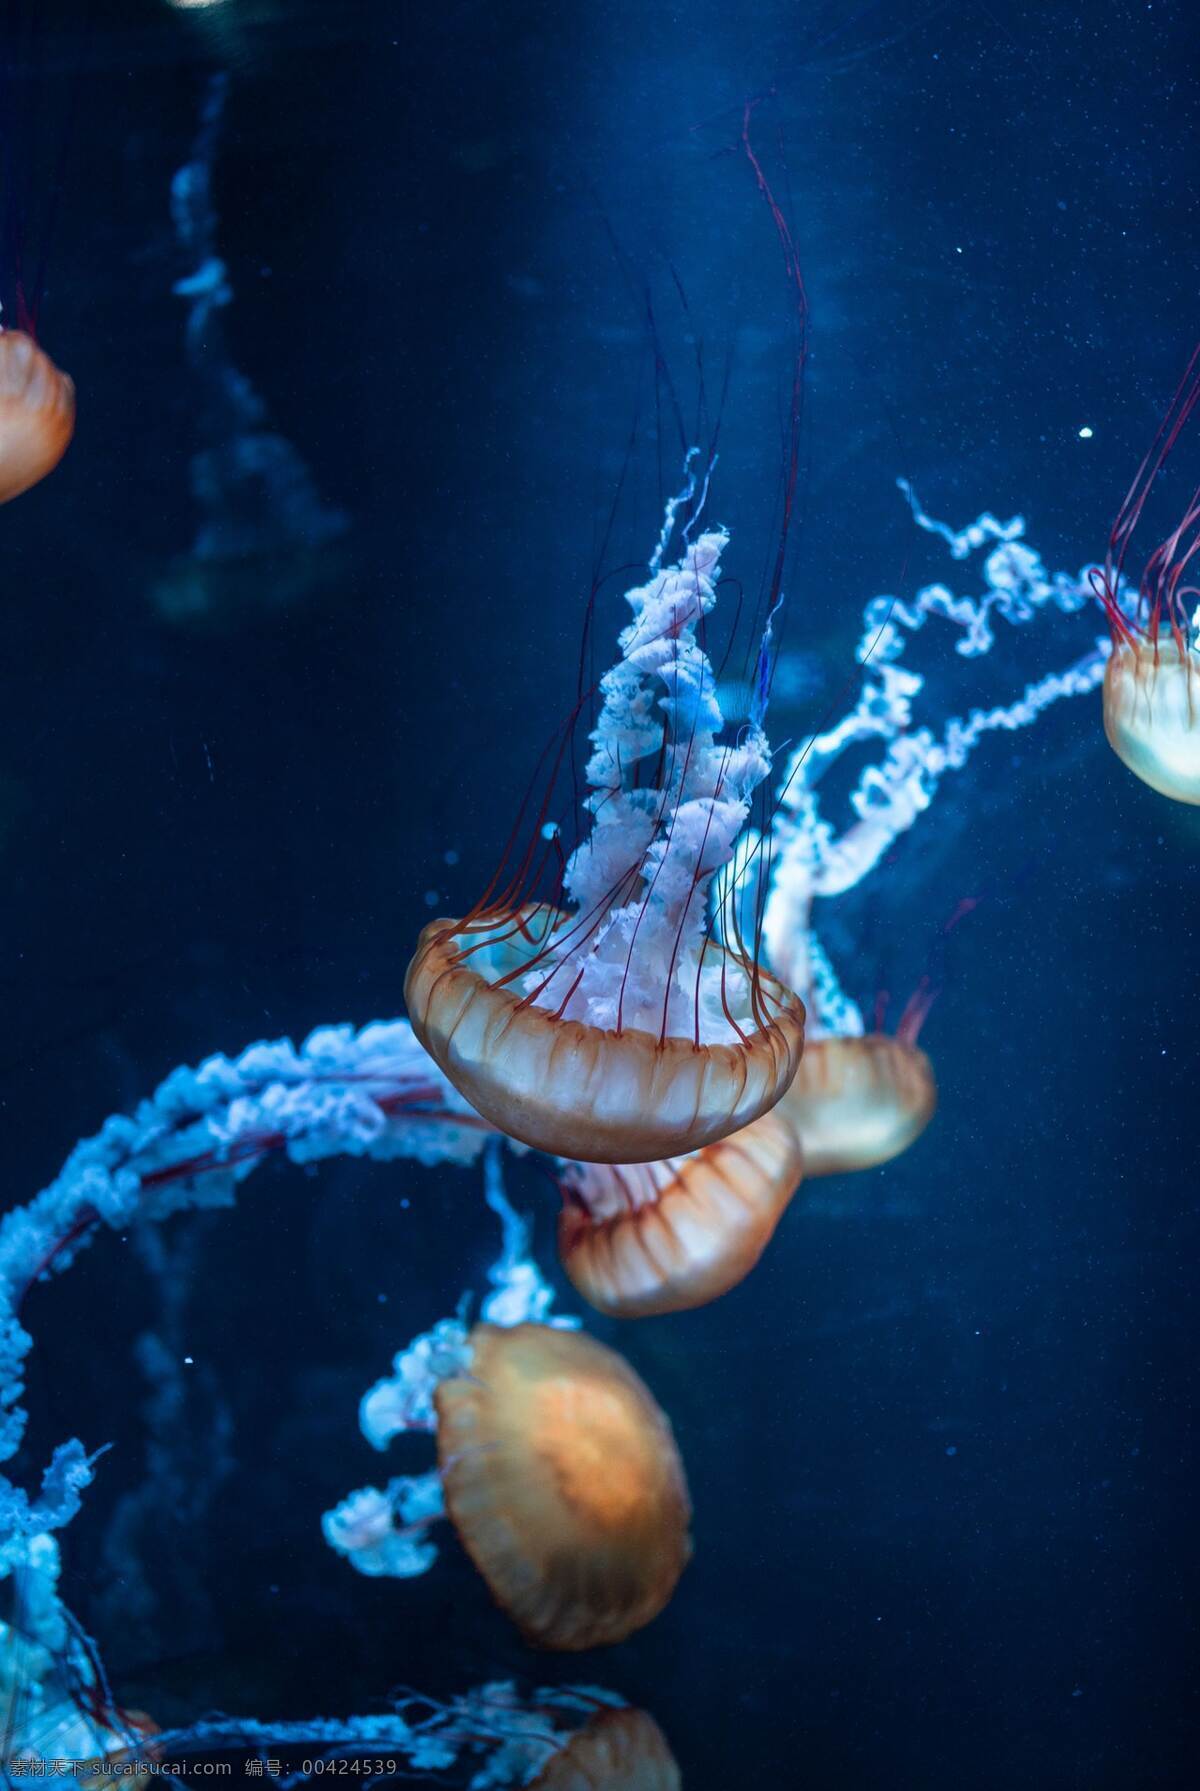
2, 0, 1198, 1785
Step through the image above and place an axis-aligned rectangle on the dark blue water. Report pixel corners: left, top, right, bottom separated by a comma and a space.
2, 2, 1198, 1786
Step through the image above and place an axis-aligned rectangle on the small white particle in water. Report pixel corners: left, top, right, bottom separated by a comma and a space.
955, 245, 963, 254
1079, 426, 1094, 439
541, 821, 560, 840
184, 1356, 194, 1366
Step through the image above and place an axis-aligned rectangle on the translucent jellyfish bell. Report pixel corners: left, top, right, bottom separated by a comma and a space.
434, 1322, 692, 1649
1102, 636, 1200, 804
780, 1032, 937, 1176
0, 330, 75, 502
558, 1104, 804, 1318
1093, 342, 1200, 805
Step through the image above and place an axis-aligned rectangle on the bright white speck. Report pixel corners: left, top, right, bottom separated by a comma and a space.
1079, 426, 1094, 439
183, 1356, 194, 1366
541, 821, 560, 840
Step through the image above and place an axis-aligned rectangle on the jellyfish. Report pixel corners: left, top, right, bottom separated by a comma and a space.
527, 1705, 680, 1789
328, 1229, 691, 1654
140, 1683, 678, 1788
780, 1031, 936, 1178
435, 1322, 692, 1650
743, 485, 1109, 1178
1093, 344, 1200, 804
406, 499, 805, 1167
558, 1103, 803, 1318
0, 327, 74, 503
156, 73, 348, 626
0, 1531, 156, 1775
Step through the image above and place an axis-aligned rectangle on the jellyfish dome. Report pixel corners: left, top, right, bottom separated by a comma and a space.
0, 329, 75, 503
434, 1322, 692, 1649
1102, 636, 1200, 805
780, 1032, 937, 1177
406, 519, 805, 1165
529, 1706, 681, 1790
559, 1103, 804, 1318
1094, 343, 1200, 804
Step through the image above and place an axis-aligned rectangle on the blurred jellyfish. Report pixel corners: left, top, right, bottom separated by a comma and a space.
780, 1029, 936, 1178
406, 478, 805, 1166
144, 1684, 679, 1788
0, 327, 74, 502
1092, 343, 1200, 803
154, 73, 348, 625
325, 1146, 691, 1650
436, 1322, 691, 1649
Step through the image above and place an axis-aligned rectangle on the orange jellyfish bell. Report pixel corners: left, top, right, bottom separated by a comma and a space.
0, 329, 75, 503
434, 1321, 691, 1650
531, 1707, 681, 1791
780, 1031, 936, 1176
407, 514, 807, 1165
406, 903, 803, 1166
558, 1102, 804, 1318
1102, 636, 1200, 804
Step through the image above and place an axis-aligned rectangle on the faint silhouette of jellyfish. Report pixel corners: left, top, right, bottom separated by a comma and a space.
141, 1683, 679, 1787
406, 492, 806, 1167
557, 1103, 803, 1317
154, 73, 348, 625
1092, 343, 1200, 803
0, 328, 73, 502
326, 1155, 691, 1650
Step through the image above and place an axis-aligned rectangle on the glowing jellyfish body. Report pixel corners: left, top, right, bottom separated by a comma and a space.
530, 1707, 681, 1790
1102, 636, 1200, 804
780, 1033, 936, 1176
0, 331, 74, 503
1094, 343, 1200, 804
434, 1322, 691, 1649
559, 1104, 804, 1317
407, 524, 805, 1165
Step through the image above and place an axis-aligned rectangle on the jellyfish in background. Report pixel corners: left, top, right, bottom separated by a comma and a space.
406, 504, 806, 1168
749, 483, 1110, 1176
0, 19, 76, 505
141, 1684, 679, 1788
0, 328, 74, 503
325, 1151, 693, 1650
1093, 344, 1200, 804
154, 72, 348, 625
